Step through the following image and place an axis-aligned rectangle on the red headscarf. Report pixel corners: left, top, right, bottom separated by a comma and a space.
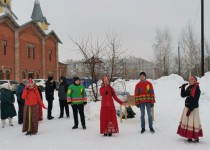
190, 76, 199, 98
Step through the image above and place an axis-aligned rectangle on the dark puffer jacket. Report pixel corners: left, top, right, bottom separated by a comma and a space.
181, 84, 200, 111
16, 83, 25, 103
58, 77, 69, 100
0, 88, 17, 120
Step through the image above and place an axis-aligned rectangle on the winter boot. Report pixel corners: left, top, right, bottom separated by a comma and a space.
72, 125, 78, 129
194, 138, 199, 143
1, 120, 6, 128
82, 125, 86, 130
9, 118, 13, 126
150, 128, 155, 133
108, 133, 112, 137
187, 139, 193, 143
141, 128, 145, 134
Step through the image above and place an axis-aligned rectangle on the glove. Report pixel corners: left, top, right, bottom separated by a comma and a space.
150, 103, 154, 108
186, 109, 191, 117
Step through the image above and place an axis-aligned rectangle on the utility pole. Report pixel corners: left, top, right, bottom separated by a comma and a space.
178, 43, 181, 75
201, 0, 204, 76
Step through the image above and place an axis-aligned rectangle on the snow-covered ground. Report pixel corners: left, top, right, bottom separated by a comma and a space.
0, 73, 210, 150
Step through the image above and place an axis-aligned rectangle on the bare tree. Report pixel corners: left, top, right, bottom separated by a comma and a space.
105, 30, 126, 81
179, 24, 201, 77
153, 27, 173, 78
71, 35, 105, 101
205, 40, 210, 72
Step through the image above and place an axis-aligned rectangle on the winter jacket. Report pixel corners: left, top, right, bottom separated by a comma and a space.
181, 84, 200, 111
45, 81, 56, 101
0, 88, 17, 120
135, 80, 155, 105
22, 85, 46, 108
67, 84, 87, 105
58, 77, 69, 100
100, 85, 123, 107
16, 83, 25, 103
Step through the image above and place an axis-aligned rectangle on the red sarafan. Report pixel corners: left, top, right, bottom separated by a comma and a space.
100, 76, 123, 135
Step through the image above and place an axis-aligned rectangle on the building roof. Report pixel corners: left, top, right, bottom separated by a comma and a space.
19, 20, 47, 37
31, 0, 50, 25
0, 13, 19, 28
46, 30, 62, 44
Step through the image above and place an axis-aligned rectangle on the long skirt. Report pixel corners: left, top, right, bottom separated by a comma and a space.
177, 107, 203, 140
22, 105, 39, 134
100, 106, 119, 134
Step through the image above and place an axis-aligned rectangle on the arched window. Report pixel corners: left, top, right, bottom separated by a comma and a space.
36, 72, 39, 79
2, 41, 7, 55
49, 50, 52, 61
22, 71, 26, 79
5, 70, 10, 80
0, 70, 3, 80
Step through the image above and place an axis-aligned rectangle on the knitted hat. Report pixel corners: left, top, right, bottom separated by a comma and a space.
48, 76, 53, 81
140, 72, 146, 77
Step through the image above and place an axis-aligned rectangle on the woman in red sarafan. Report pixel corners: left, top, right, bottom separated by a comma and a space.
22, 78, 47, 135
100, 76, 123, 137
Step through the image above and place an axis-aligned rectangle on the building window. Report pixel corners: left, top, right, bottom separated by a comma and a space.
0, 70, 3, 80
49, 50, 52, 61
27, 47, 30, 58
28, 72, 34, 79
22, 71, 26, 79
36, 72, 39, 79
32, 47, 35, 59
2, 40, 7, 55
26, 44, 35, 59
5, 70, 10, 80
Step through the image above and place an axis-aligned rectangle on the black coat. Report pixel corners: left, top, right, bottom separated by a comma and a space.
45, 81, 56, 101
181, 84, 200, 111
58, 77, 69, 100
0, 88, 17, 120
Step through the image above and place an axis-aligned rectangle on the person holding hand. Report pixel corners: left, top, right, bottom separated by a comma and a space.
100, 75, 124, 137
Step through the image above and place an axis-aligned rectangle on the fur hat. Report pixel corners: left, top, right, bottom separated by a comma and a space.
140, 72, 146, 77
22, 79, 28, 85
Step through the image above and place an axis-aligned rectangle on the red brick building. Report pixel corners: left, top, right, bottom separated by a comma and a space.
0, 0, 63, 82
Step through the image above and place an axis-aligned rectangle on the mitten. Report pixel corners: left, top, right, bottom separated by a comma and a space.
186, 109, 191, 117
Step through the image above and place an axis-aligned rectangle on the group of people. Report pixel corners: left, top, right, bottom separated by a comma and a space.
0, 71, 203, 143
